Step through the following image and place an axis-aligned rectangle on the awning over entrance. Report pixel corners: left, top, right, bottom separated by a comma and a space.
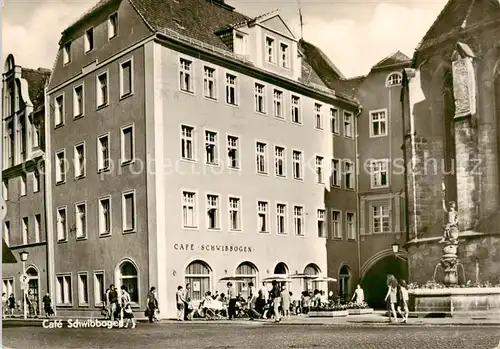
2, 239, 17, 264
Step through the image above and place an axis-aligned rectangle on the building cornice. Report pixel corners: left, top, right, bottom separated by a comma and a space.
2, 155, 44, 179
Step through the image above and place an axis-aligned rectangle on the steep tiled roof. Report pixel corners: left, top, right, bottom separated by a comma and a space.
339, 76, 366, 98
62, 0, 117, 35
372, 51, 411, 70
298, 39, 345, 80
21, 68, 51, 110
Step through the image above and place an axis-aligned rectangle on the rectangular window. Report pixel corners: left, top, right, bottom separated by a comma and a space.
229, 197, 241, 231
205, 131, 218, 165
99, 197, 111, 236
120, 60, 133, 97
277, 204, 286, 234
373, 205, 390, 233
233, 33, 246, 55
74, 143, 85, 178
293, 206, 304, 236
274, 146, 286, 177
254, 83, 266, 113
181, 125, 194, 161
371, 160, 389, 188
32, 121, 41, 149
123, 191, 136, 232
344, 112, 353, 138
84, 28, 94, 53
227, 135, 239, 169
2, 179, 7, 201
331, 159, 340, 186
265, 37, 275, 63
56, 274, 72, 305
55, 150, 66, 184
63, 42, 71, 65
206, 194, 220, 230
108, 13, 118, 39
7, 120, 14, 166
96, 72, 108, 108
182, 191, 197, 228
78, 273, 89, 305
179, 58, 193, 93
332, 210, 341, 238
20, 118, 26, 161
121, 125, 134, 164
225, 73, 237, 105
22, 217, 28, 245
97, 135, 110, 171
75, 203, 87, 239
314, 103, 323, 129
20, 174, 27, 196
291, 95, 301, 124
292, 150, 302, 180
257, 201, 269, 233
317, 209, 326, 237
203, 66, 216, 99
94, 272, 105, 306
56, 207, 67, 241
3, 279, 14, 298
34, 214, 41, 243
280, 42, 290, 68
55, 95, 64, 126
316, 156, 324, 184
347, 213, 355, 239
370, 110, 387, 137
344, 160, 354, 189
3, 221, 10, 246
256, 142, 267, 174
73, 85, 84, 118
33, 171, 40, 193
273, 89, 283, 119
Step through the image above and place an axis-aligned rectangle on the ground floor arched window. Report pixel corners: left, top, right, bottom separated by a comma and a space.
304, 263, 320, 291
339, 265, 350, 301
118, 261, 139, 303
185, 260, 211, 301
235, 262, 258, 296
274, 262, 288, 275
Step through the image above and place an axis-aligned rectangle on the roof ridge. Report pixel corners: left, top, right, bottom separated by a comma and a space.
61, 0, 114, 36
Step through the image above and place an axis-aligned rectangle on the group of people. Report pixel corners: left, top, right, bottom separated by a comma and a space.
102, 284, 138, 328
385, 276, 409, 323
2, 291, 54, 318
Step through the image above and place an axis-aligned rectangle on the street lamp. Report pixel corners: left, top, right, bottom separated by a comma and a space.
19, 250, 29, 319
391, 243, 400, 254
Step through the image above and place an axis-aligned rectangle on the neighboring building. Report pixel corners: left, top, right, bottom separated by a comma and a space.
46, 0, 360, 317
402, 0, 500, 285
2, 54, 51, 313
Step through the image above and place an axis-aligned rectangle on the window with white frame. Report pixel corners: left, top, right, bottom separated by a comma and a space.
370, 160, 389, 188
78, 273, 89, 305
84, 28, 94, 53
229, 197, 241, 231
181, 125, 195, 161
55, 95, 64, 126
182, 191, 196, 228
96, 72, 108, 108
317, 209, 326, 237
56, 207, 67, 241
255, 83, 266, 113
20, 118, 26, 161
75, 203, 86, 239
314, 103, 323, 129
56, 274, 72, 305
225, 73, 237, 105
98, 197, 111, 236
6, 120, 14, 166
370, 110, 387, 137
3, 279, 14, 298
55, 150, 66, 183
203, 66, 216, 99
206, 194, 220, 230
372, 204, 390, 233
97, 135, 110, 171
22, 217, 28, 244
331, 159, 340, 186
273, 89, 283, 118
344, 160, 354, 189
291, 95, 301, 123
275, 146, 285, 177
280, 42, 290, 68
277, 204, 286, 234
94, 272, 105, 306
123, 191, 136, 232
120, 60, 133, 97
74, 143, 85, 178
292, 150, 302, 180
257, 201, 269, 233
34, 214, 41, 243
316, 156, 324, 184
332, 210, 341, 238
256, 142, 267, 174
180, 58, 193, 93
227, 135, 239, 169
205, 131, 218, 165
2, 180, 7, 201
3, 221, 10, 246
330, 108, 339, 134
346, 212, 355, 239
344, 112, 353, 138
293, 206, 304, 236
108, 13, 118, 39
73, 85, 84, 117
63, 42, 71, 64
121, 125, 134, 164
387, 73, 402, 87
33, 121, 41, 149
20, 174, 27, 196
233, 33, 246, 55
265, 37, 276, 63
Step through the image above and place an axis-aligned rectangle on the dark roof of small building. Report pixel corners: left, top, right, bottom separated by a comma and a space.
371, 51, 411, 70
21, 68, 51, 110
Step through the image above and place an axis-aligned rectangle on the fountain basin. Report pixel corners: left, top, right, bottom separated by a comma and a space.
408, 287, 500, 317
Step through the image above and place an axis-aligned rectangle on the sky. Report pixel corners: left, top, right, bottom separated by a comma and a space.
2, 0, 448, 78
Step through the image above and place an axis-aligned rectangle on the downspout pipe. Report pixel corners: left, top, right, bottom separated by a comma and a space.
354, 105, 363, 283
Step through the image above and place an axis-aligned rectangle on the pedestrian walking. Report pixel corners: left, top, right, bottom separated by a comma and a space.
119, 285, 136, 329
384, 275, 398, 323
227, 282, 237, 320
176, 285, 185, 321
183, 283, 192, 320
146, 287, 159, 323
107, 285, 119, 321
397, 280, 409, 323
280, 285, 291, 319
8, 294, 15, 317
42, 293, 54, 317
270, 281, 282, 322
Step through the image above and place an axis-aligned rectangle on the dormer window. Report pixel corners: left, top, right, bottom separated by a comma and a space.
280, 43, 290, 69
108, 13, 118, 39
233, 33, 246, 56
84, 28, 94, 53
63, 42, 71, 65
266, 37, 276, 64
386, 72, 402, 87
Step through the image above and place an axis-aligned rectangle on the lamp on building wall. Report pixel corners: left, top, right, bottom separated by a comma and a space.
391, 243, 400, 254
172, 270, 176, 276
19, 250, 29, 320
